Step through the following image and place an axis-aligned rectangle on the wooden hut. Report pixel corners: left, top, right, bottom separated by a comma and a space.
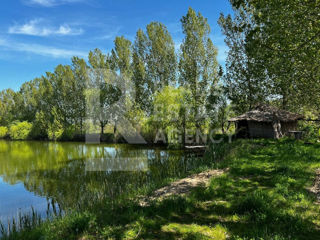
228, 105, 304, 139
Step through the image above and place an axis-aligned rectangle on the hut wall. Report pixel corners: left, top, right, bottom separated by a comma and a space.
281, 121, 298, 136
236, 120, 249, 138
247, 121, 275, 138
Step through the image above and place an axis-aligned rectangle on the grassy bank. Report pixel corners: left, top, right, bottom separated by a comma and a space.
2, 138, 320, 240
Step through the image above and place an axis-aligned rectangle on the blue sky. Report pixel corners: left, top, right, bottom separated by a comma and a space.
0, 0, 233, 91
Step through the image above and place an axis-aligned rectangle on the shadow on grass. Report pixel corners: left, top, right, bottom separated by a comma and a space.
93, 183, 320, 240
99, 139, 320, 240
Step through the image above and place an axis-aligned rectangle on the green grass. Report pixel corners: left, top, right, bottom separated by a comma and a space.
2, 138, 320, 240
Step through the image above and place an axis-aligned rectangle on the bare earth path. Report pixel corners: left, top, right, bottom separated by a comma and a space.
140, 169, 227, 206
310, 169, 320, 203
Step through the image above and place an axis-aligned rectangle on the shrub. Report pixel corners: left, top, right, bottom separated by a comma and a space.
47, 107, 64, 141
29, 111, 48, 140
9, 121, 33, 140
0, 126, 8, 138
47, 122, 64, 141
298, 111, 320, 141
59, 126, 76, 141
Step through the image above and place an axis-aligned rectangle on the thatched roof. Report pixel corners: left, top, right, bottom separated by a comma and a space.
229, 105, 304, 123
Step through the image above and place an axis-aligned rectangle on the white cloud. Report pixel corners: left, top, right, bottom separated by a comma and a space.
8, 19, 83, 37
26, 0, 84, 7
0, 38, 87, 58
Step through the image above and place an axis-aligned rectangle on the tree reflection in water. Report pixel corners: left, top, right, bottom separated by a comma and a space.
0, 140, 207, 220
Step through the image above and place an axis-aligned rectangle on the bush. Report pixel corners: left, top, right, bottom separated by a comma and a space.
29, 111, 48, 140
59, 126, 76, 141
47, 120, 64, 141
47, 107, 64, 141
59, 126, 85, 141
9, 121, 33, 140
298, 111, 320, 141
0, 126, 8, 138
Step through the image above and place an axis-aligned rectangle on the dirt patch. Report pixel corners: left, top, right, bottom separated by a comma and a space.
309, 169, 320, 203
139, 169, 227, 206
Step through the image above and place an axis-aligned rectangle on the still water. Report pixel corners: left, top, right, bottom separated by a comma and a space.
0, 140, 206, 223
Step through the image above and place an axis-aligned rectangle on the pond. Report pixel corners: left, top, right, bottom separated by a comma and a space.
0, 140, 208, 225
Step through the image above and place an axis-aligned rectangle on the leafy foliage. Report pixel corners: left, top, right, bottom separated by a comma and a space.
47, 107, 64, 141
0, 8, 222, 142
9, 121, 32, 140
180, 7, 219, 128
152, 86, 192, 145
220, 0, 320, 112
0, 126, 8, 138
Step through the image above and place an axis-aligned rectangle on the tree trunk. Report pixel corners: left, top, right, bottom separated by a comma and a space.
221, 111, 225, 134
282, 87, 288, 110
100, 122, 104, 136
113, 124, 117, 143
182, 114, 186, 147
80, 118, 83, 135
114, 124, 117, 134
272, 120, 282, 139
221, 122, 225, 134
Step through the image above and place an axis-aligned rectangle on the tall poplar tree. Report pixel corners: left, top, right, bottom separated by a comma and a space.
219, 9, 269, 114
112, 36, 132, 78
71, 57, 88, 133
88, 48, 119, 135
132, 29, 149, 111
146, 22, 177, 94
179, 7, 219, 128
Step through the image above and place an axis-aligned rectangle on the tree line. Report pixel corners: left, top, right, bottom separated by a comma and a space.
1, 1, 319, 142
0, 8, 225, 144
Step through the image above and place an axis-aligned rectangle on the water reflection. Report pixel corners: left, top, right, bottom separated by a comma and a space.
0, 140, 204, 222
0, 178, 56, 224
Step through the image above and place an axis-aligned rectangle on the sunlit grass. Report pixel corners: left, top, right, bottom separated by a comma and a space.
161, 223, 228, 240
